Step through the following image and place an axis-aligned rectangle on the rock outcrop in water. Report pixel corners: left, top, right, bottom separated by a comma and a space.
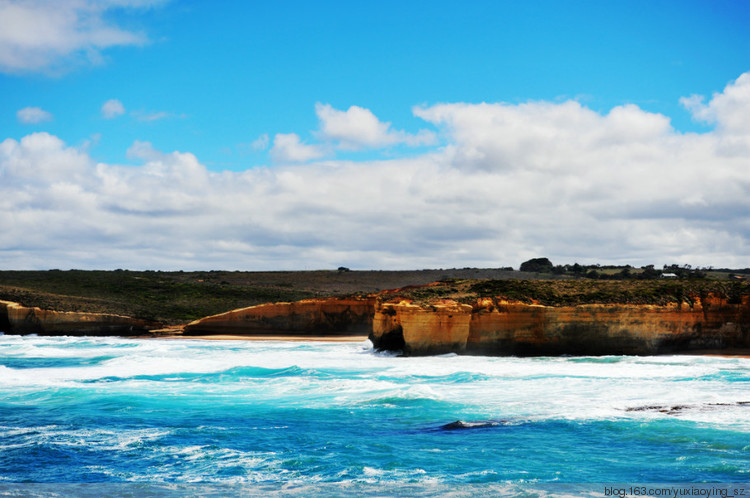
0, 300, 159, 336
181, 290, 750, 356
372, 300, 473, 355
370, 294, 750, 355
183, 297, 375, 336
3, 278, 749, 357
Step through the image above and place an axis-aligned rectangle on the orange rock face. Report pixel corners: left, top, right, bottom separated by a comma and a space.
468, 294, 750, 355
0, 300, 158, 336
372, 300, 473, 355
370, 294, 750, 356
184, 297, 375, 336
4, 288, 748, 356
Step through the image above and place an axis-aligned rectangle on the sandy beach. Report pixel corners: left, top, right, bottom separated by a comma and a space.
684, 348, 750, 358
147, 333, 370, 343
139, 331, 750, 356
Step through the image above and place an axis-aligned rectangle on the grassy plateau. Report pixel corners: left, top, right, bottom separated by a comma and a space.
1, 268, 748, 325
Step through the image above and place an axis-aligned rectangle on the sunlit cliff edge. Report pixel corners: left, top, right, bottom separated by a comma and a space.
0, 300, 159, 337
371, 295, 750, 355
2, 278, 749, 356
185, 279, 750, 355
182, 297, 375, 337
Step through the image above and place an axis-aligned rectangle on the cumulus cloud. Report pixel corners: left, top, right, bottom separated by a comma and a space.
132, 110, 174, 122
413, 100, 676, 172
265, 104, 437, 162
315, 103, 437, 150
0, 0, 163, 74
101, 99, 125, 119
16, 106, 53, 124
0, 132, 90, 182
680, 73, 750, 132
1, 72, 749, 270
270, 133, 327, 163
251, 133, 269, 151
680, 73, 750, 156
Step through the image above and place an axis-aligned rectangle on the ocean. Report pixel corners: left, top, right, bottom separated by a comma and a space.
0, 334, 748, 496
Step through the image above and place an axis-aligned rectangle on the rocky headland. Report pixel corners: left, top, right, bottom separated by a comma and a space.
152, 279, 750, 356
183, 297, 375, 336
0, 300, 159, 336
371, 294, 750, 355
2, 276, 749, 356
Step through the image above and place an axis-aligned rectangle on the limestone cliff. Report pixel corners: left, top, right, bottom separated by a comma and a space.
183, 297, 375, 336
3, 278, 749, 357
372, 300, 473, 355
369, 294, 750, 356
0, 300, 159, 336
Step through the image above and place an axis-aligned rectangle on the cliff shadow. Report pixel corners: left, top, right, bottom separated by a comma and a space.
371, 325, 405, 353
0, 307, 10, 334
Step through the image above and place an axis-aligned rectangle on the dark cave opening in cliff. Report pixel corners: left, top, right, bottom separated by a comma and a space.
0, 310, 10, 334
376, 326, 406, 352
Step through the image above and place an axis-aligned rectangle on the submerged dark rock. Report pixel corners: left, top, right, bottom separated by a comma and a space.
438, 420, 504, 431
626, 401, 750, 415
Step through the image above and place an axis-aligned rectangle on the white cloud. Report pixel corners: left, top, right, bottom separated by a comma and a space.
680, 73, 750, 132
101, 99, 125, 119
266, 104, 436, 162
251, 133, 269, 151
680, 72, 750, 156
16, 106, 53, 124
132, 110, 172, 122
1, 72, 749, 270
0, 0, 164, 74
412, 100, 675, 172
270, 133, 327, 163
315, 103, 437, 150
0, 132, 91, 187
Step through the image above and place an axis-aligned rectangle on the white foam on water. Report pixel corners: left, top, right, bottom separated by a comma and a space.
0, 424, 171, 452
118, 444, 287, 483
2, 336, 749, 429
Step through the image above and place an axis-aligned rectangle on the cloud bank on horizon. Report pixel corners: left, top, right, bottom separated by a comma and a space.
3, 72, 749, 270
1, 1, 749, 270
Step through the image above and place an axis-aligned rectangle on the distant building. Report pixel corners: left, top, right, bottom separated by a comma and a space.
660, 273, 678, 279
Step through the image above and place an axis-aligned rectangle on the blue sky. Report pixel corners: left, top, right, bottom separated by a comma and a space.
1, 0, 750, 270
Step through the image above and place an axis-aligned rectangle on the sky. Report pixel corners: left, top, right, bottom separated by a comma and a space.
1, 0, 749, 271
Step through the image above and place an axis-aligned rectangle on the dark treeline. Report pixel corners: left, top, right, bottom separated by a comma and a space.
519, 257, 749, 280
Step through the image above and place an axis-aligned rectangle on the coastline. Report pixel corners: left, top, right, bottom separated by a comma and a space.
3, 276, 749, 356
683, 348, 750, 358
136, 333, 750, 356
142, 333, 370, 343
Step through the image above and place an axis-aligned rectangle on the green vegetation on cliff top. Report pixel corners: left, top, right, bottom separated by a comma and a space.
0, 270, 316, 323
1, 269, 748, 325
381, 279, 750, 307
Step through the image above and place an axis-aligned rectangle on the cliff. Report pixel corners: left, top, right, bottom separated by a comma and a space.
370, 294, 750, 355
0, 300, 160, 336
183, 297, 375, 336
3, 276, 749, 357
372, 300, 473, 355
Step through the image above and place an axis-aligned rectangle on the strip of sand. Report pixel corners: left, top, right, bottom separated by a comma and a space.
683, 348, 750, 358
147, 333, 370, 342
138, 334, 750, 356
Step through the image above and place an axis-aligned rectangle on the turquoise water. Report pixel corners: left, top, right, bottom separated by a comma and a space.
1, 335, 749, 493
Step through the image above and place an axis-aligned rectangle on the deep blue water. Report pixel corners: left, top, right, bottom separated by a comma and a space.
1, 335, 749, 494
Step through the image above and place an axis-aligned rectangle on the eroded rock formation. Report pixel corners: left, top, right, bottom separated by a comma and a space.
3, 283, 749, 357
183, 297, 375, 336
372, 300, 473, 355
0, 300, 159, 336
370, 294, 750, 355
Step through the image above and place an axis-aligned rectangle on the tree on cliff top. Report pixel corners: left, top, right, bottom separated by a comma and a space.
520, 258, 554, 273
